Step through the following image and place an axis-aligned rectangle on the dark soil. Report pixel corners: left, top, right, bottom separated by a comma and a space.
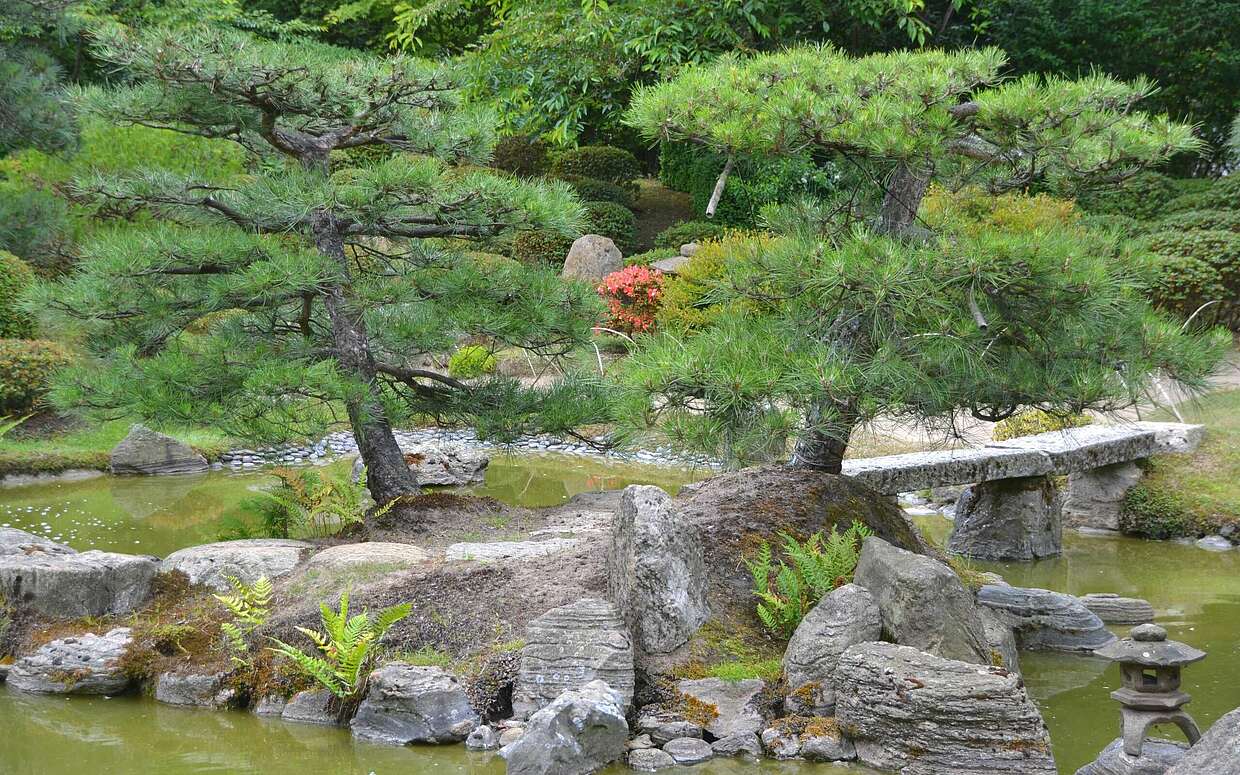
632, 178, 694, 252
6, 411, 84, 440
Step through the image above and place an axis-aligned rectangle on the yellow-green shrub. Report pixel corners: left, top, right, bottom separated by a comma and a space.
922, 186, 1079, 235
992, 409, 1093, 441
0, 251, 35, 338
0, 339, 71, 412
448, 345, 498, 379
656, 233, 770, 331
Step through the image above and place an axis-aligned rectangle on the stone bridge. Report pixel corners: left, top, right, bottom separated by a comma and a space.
841, 422, 1204, 562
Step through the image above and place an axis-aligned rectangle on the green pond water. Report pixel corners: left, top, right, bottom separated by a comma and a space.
1, 462, 1238, 774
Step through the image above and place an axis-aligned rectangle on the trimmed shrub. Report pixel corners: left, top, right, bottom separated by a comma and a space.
0, 339, 71, 412
551, 146, 641, 188
1081, 213, 1147, 238
1163, 192, 1213, 214
1156, 209, 1240, 234
922, 186, 1079, 235
557, 174, 634, 209
448, 345, 498, 379
597, 265, 664, 334
1120, 482, 1191, 539
1139, 229, 1240, 330
511, 230, 575, 265
584, 200, 636, 252
654, 220, 727, 249
491, 135, 550, 177
0, 251, 36, 338
1074, 171, 1180, 220
992, 409, 1092, 441
657, 232, 771, 331
624, 247, 678, 267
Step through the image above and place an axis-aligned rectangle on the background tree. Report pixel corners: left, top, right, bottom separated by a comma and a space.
618, 45, 1228, 471
0, 0, 78, 156
31, 24, 607, 504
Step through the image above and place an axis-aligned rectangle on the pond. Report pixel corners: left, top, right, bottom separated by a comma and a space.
0, 452, 704, 557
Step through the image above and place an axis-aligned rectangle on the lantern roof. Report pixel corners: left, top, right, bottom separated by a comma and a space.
1094, 624, 1206, 667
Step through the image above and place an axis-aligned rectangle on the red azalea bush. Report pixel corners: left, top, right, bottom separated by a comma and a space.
597, 265, 665, 334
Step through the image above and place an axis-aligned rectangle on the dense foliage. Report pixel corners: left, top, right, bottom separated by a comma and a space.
447, 344, 498, 379
0, 338, 71, 413
583, 200, 636, 252
0, 252, 36, 338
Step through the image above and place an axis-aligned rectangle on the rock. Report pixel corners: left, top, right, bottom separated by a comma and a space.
0, 527, 74, 556
675, 678, 766, 739
710, 733, 762, 758
989, 425, 1158, 474
561, 235, 623, 282
979, 606, 1021, 673
836, 642, 1056, 775
853, 536, 991, 664
501, 680, 628, 775
635, 707, 702, 745
978, 585, 1116, 652
161, 538, 313, 591
1077, 738, 1187, 775
7, 628, 134, 695
109, 424, 208, 475
948, 475, 1062, 560
1080, 593, 1156, 625
1195, 535, 1234, 551
285, 542, 431, 598
253, 695, 287, 716
627, 734, 654, 750
760, 726, 802, 759
511, 598, 635, 719
350, 663, 479, 744
801, 720, 856, 762
466, 725, 501, 750
628, 748, 676, 771
154, 671, 235, 707
352, 443, 489, 487
498, 726, 525, 747
1131, 422, 1206, 455
1064, 462, 1144, 531
782, 583, 881, 715
662, 737, 712, 765
0, 543, 158, 618
650, 255, 690, 275
281, 689, 338, 725
844, 446, 1054, 495
1165, 706, 1240, 775
608, 485, 708, 655
446, 537, 580, 562
680, 242, 699, 258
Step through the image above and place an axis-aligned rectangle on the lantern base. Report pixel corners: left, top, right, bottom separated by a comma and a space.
1118, 706, 1201, 757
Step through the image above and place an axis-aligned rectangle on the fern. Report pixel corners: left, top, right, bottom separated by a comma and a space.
268, 591, 413, 699
745, 521, 872, 637
214, 575, 272, 667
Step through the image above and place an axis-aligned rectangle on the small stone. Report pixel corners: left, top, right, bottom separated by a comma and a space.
801, 719, 856, 762
628, 748, 676, 771
281, 689, 338, 725
465, 725, 500, 750
161, 538, 313, 591
635, 706, 702, 745
155, 671, 234, 707
662, 737, 712, 765
760, 726, 801, 759
498, 726, 524, 747
1195, 535, 1234, 552
253, 695, 287, 716
676, 678, 766, 739
627, 734, 654, 750
710, 733, 762, 758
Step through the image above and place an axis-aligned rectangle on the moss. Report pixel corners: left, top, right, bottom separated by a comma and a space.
992, 409, 1092, 441
391, 645, 454, 668
677, 693, 720, 728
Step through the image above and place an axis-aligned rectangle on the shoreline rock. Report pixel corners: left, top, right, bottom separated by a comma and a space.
7, 628, 134, 695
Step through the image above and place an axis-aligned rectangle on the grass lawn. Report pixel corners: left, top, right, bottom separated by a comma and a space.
1122, 389, 1240, 537
0, 419, 234, 476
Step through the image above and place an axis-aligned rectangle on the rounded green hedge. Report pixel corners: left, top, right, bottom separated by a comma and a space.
0, 251, 35, 338
1139, 229, 1240, 330
557, 174, 634, 209
512, 230, 575, 265
1156, 209, 1240, 234
1074, 171, 1180, 221
584, 200, 636, 252
551, 146, 641, 187
0, 338, 70, 413
491, 135, 551, 177
655, 220, 727, 249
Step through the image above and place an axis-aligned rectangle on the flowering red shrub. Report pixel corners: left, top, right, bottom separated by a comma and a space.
597, 265, 665, 334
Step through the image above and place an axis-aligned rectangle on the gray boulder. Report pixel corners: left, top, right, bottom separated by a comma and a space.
281, 689, 337, 725
1080, 593, 1155, 625
760, 725, 802, 759
109, 424, 208, 475
7, 627, 134, 695
1165, 706, 1240, 775
511, 598, 634, 719
628, 748, 676, 771
783, 583, 881, 714
608, 485, 708, 655
446, 537, 581, 562
352, 443, 489, 487
979, 606, 1022, 673
154, 670, 235, 707
501, 680, 628, 775
853, 536, 991, 664
0, 536, 158, 617
351, 663, 479, 744
662, 737, 713, 765
948, 475, 1062, 560
634, 706, 702, 745
0, 527, 74, 556
802, 722, 856, 763
978, 585, 1116, 652
1195, 535, 1234, 551
253, 695, 287, 716
676, 678, 766, 739
1076, 738, 1187, 775
1064, 462, 1143, 531
836, 642, 1056, 775
161, 538, 313, 591
561, 235, 623, 282
711, 733, 762, 757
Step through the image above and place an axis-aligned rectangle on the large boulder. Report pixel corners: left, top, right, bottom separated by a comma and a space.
977, 585, 1116, 652
0, 531, 158, 617
560, 235, 623, 282
350, 663, 479, 744
835, 642, 1057, 775
675, 678, 767, 739
947, 475, 1062, 561
1076, 738, 1187, 775
1064, 462, 1143, 531
352, 443, 489, 487
154, 670, 235, 708
782, 583, 881, 715
161, 538, 313, 591
109, 424, 208, 475
283, 542, 431, 599
1165, 706, 1240, 775
608, 485, 708, 655
1080, 593, 1155, 625
7, 628, 134, 695
511, 598, 635, 719
501, 679, 628, 775
852, 537, 991, 664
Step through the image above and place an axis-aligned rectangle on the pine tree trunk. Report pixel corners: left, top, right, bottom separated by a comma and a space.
790, 399, 856, 474
311, 213, 419, 505
879, 163, 931, 237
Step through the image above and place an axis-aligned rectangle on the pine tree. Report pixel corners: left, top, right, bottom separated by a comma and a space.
619, 45, 1229, 471
0, 0, 78, 155
33, 24, 607, 504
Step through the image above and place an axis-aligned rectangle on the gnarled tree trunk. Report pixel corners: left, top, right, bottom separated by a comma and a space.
791, 398, 857, 474
879, 162, 932, 237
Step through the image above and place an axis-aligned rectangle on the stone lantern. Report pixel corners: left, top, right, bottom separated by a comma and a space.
1094, 623, 1206, 757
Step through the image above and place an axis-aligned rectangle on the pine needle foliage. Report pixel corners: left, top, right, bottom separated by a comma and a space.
214, 574, 272, 667
268, 591, 412, 699
744, 521, 872, 637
